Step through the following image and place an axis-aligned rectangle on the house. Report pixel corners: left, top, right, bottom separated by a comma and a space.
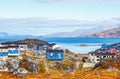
110, 49, 119, 55
18, 43, 27, 52
8, 45, 20, 57
1, 42, 27, 52
33, 44, 48, 51
89, 52, 116, 63
35, 52, 41, 58
46, 50, 64, 60
47, 43, 56, 50
33, 43, 60, 51
0, 46, 8, 60
101, 44, 111, 49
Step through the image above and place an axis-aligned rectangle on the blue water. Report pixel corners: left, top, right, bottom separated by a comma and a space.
39, 37, 120, 43
40, 37, 120, 54
0, 37, 120, 54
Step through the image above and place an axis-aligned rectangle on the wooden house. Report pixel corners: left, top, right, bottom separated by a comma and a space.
8, 45, 20, 57
46, 50, 64, 60
0, 46, 8, 60
89, 52, 116, 63
101, 44, 111, 49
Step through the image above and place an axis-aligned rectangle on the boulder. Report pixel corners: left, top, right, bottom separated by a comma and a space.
16, 68, 28, 77
7, 58, 21, 72
26, 58, 40, 73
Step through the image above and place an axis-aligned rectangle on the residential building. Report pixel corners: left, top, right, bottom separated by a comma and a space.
89, 52, 116, 63
46, 50, 64, 60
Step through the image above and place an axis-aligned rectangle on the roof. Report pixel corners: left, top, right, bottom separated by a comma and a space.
94, 53, 115, 56
8, 46, 19, 48
48, 43, 56, 47
46, 50, 64, 52
0, 46, 8, 49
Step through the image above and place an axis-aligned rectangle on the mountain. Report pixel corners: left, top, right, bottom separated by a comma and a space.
45, 26, 120, 37
0, 32, 36, 39
85, 27, 120, 37
0, 32, 9, 37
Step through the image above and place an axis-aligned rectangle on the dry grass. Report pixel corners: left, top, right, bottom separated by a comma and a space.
0, 70, 120, 79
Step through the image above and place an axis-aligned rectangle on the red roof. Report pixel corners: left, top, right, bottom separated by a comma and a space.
110, 49, 119, 55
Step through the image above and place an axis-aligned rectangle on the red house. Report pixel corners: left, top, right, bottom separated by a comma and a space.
110, 49, 119, 55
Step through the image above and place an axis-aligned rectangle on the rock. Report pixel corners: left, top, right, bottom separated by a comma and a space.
26, 58, 40, 73
0, 59, 7, 71
7, 58, 21, 72
16, 68, 28, 77
107, 66, 118, 72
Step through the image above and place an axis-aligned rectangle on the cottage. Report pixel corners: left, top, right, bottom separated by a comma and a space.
0, 46, 8, 60
89, 52, 116, 63
18, 43, 27, 52
33, 44, 48, 51
1, 42, 27, 52
47, 43, 56, 50
35, 52, 41, 58
101, 44, 111, 49
46, 50, 64, 60
8, 46, 20, 57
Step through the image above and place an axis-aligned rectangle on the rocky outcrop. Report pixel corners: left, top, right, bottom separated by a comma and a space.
7, 58, 21, 72
25, 58, 40, 73
16, 68, 28, 77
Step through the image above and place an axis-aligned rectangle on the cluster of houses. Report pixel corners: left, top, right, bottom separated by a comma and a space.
0, 42, 27, 60
33, 43, 64, 60
89, 43, 120, 63
0, 41, 65, 61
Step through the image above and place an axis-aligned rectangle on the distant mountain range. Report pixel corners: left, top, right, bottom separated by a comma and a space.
1, 27, 120, 38
85, 27, 120, 38
45, 26, 120, 37
0, 18, 120, 38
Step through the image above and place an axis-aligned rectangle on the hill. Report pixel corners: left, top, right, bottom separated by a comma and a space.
2, 39, 49, 48
85, 27, 120, 37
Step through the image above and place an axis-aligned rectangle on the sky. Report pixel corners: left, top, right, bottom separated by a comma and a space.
0, 0, 120, 35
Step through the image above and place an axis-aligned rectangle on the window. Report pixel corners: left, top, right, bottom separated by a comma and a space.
112, 56, 114, 58
103, 56, 106, 58
58, 53, 61, 59
50, 53, 53, 58
97, 59, 100, 61
97, 56, 99, 58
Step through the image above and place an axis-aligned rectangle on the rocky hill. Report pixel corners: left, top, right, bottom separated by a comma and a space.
85, 27, 120, 38
2, 39, 49, 48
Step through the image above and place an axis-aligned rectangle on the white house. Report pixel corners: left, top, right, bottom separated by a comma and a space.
89, 52, 116, 63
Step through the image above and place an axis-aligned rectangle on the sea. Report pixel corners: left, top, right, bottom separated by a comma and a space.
0, 37, 120, 54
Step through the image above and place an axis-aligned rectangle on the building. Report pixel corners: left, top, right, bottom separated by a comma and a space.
101, 44, 111, 49
35, 52, 41, 58
89, 52, 116, 63
1, 42, 27, 52
33, 44, 48, 51
8, 45, 19, 57
0, 46, 8, 60
46, 50, 64, 60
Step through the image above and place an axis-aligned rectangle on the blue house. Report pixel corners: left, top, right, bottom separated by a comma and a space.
33, 44, 48, 51
46, 50, 64, 60
0, 46, 8, 60
8, 46, 19, 57
101, 44, 111, 49
0, 47, 8, 56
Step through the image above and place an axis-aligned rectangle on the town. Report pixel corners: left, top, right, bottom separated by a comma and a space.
0, 39, 120, 78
